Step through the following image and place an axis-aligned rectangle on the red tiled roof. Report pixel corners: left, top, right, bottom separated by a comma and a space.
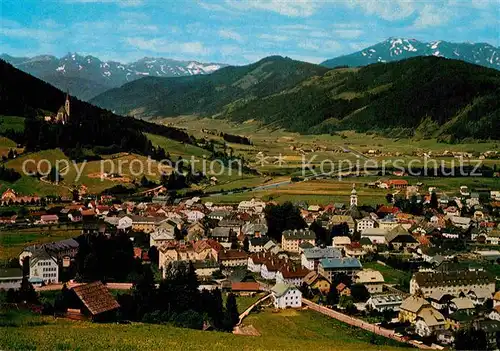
231, 282, 261, 291
389, 179, 409, 185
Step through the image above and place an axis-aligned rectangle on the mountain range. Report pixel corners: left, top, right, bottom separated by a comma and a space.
2, 38, 498, 101
0, 53, 226, 100
91, 55, 500, 141
321, 38, 499, 70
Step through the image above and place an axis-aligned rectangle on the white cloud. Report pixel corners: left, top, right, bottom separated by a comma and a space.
346, 0, 416, 20
64, 0, 143, 6
259, 34, 289, 42
299, 39, 341, 53
412, 4, 455, 29
225, 0, 319, 17
219, 29, 244, 42
333, 29, 364, 39
125, 37, 211, 56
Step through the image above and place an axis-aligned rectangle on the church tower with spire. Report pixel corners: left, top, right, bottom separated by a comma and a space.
350, 183, 358, 207
64, 91, 70, 118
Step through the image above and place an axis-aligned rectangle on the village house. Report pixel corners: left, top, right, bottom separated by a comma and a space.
150, 220, 177, 247
360, 237, 375, 252
248, 252, 270, 273
241, 222, 268, 237
377, 215, 400, 231
332, 236, 351, 248
231, 282, 261, 295
318, 257, 362, 281
281, 229, 316, 253
128, 215, 167, 233
366, 294, 403, 312
275, 265, 310, 287
158, 240, 222, 273
249, 237, 272, 252
361, 227, 387, 244
300, 246, 342, 271
344, 242, 367, 259
448, 297, 475, 315
19, 238, 79, 268
386, 231, 419, 251
0, 268, 23, 290
211, 227, 234, 243
399, 296, 432, 323
238, 198, 266, 213
207, 210, 231, 221
218, 249, 248, 267
271, 282, 302, 309
336, 283, 351, 296
39, 214, 59, 225
354, 269, 385, 294
330, 215, 355, 234
181, 209, 205, 222
389, 179, 409, 189
410, 270, 495, 298
186, 221, 206, 240
356, 216, 376, 233
449, 216, 472, 229
414, 307, 446, 337
29, 249, 59, 284
303, 271, 330, 293
261, 257, 288, 280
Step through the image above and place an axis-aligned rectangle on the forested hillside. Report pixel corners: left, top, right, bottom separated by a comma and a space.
92, 56, 500, 141
0, 59, 193, 155
90, 56, 329, 117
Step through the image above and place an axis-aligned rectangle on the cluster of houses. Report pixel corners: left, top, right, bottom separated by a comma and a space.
1, 180, 500, 346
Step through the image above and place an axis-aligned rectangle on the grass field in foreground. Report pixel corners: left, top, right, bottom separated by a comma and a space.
0, 308, 408, 351
0, 228, 80, 259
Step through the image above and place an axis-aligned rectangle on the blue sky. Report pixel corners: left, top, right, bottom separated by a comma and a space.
0, 0, 498, 64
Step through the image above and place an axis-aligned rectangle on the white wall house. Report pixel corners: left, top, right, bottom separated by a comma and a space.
29, 251, 59, 284
271, 282, 302, 309
356, 217, 376, 234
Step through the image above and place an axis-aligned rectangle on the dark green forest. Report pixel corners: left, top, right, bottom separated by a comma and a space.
92, 56, 500, 141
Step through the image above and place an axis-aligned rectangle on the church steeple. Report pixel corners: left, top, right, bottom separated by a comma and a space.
64, 91, 70, 118
350, 183, 358, 207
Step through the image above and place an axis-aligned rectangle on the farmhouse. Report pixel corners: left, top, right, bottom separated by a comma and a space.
271, 282, 302, 309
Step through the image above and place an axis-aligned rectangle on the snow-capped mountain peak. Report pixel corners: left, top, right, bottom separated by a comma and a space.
1, 53, 228, 100
322, 38, 499, 70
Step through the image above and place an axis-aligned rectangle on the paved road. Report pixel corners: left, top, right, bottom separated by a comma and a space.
302, 299, 437, 350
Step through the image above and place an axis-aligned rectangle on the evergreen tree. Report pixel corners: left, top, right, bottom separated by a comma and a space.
223, 293, 239, 331
132, 265, 156, 319
18, 277, 38, 304
326, 283, 339, 306
430, 192, 439, 209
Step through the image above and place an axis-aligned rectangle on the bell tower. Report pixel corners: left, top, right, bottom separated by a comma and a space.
64, 91, 70, 119
350, 183, 358, 207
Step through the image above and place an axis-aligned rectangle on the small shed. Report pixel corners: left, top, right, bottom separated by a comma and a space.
71, 281, 120, 321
